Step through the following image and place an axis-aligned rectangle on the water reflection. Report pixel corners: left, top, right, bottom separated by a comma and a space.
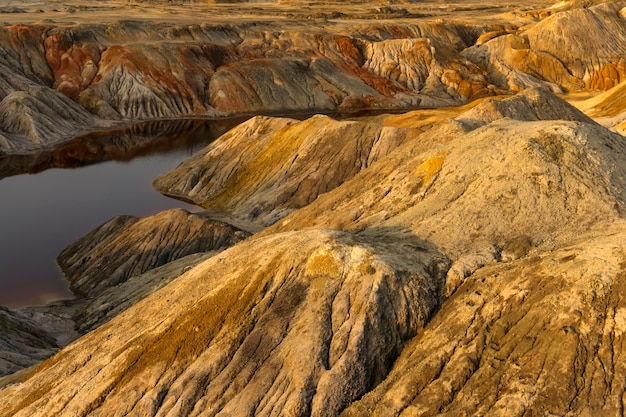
0, 116, 250, 180
0, 116, 249, 308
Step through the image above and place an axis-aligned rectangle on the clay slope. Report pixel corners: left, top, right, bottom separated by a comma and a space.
574, 80, 626, 134
0, 307, 60, 378
0, 229, 449, 417
264, 89, 626, 261
0, 61, 101, 154
465, 2, 626, 92
4, 89, 626, 415
57, 208, 249, 298
154, 115, 419, 226
342, 227, 626, 416
1, 209, 249, 378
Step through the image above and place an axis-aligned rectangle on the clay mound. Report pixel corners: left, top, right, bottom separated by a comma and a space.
465, 2, 626, 93
0, 229, 449, 417
154, 114, 418, 226
57, 208, 249, 298
0, 61, 100, 153
0, 86, 98, 147
342, 227, 626, 416
524, 2, 626, 90
267, 94, 626, 260
456, 86, 595, 129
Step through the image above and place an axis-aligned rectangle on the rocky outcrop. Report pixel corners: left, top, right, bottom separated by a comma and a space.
153, 115, 419, 226
57, 208, 249, 298
0, 229, 449, 417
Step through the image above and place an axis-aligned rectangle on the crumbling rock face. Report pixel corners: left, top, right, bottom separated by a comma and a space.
0, 229, 449, 417
44, 29, 102, 100
57, 208, 249, 298
154, 114, 418, 226
0, 24, 53, 86
81, 43, 229, 119
363, 37, 493, 105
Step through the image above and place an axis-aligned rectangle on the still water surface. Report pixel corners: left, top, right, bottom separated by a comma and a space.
0, 117, 247, 308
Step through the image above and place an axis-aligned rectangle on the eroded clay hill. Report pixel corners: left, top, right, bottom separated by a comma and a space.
3, 87, 626, 416
3, 1, 626, 153
4, 2, 626, 416
0, 229, 449, 417
57, 208, 249, 298
153, 115, 420, 226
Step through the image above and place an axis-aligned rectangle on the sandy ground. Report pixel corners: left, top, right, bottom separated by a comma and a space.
0, 0, 555, 26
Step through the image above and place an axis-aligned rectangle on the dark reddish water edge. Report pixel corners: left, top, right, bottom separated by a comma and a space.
0, 117, 248, 308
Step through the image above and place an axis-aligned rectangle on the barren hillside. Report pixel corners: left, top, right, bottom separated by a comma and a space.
2, 1, 626, 417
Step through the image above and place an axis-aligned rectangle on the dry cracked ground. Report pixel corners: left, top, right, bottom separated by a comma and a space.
3, 0, 626, 416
